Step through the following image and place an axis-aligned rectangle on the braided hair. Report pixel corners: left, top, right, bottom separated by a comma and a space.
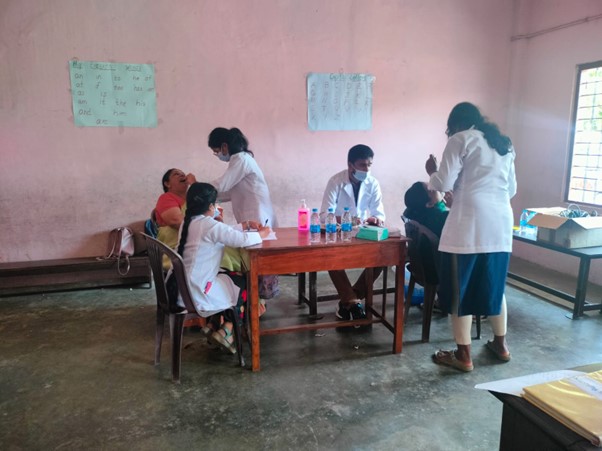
177, 183, 218, 257
208, 127, 254, 157
447, 102, 512, 156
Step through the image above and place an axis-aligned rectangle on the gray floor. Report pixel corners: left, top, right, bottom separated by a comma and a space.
1, 265, 601, 451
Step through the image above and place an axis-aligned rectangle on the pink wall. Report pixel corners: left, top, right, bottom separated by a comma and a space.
1, 0, 515, 262
508, 0, 602, 284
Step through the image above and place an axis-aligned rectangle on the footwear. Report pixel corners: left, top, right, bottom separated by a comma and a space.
349, 303, 367, 325
432, 350, 474, 372
335, 303, 351, 321
485, 340, 511, 362
210, 326, 237, 355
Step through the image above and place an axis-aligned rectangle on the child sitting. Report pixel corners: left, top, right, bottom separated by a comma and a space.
176, 182, 271, 354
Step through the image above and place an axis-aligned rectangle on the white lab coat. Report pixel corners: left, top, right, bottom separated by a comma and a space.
428, 129, 517, 254
211, 152, 278, 227
180, 215, 262, 316
320, 169, 386, 222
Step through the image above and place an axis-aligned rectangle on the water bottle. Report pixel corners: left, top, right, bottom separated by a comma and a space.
519, 209, 529, 236
325, 207, 337, 243
310, 208, 321, 242
298, 199, 310, 231
341, 207, 352, 241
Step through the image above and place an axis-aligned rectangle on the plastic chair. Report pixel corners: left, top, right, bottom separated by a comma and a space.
404, 219, 441, 342
403, 219, 481, 342
142, 233, 244, 383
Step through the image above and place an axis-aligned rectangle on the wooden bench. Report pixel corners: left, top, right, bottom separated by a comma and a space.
0, 256, 152, 297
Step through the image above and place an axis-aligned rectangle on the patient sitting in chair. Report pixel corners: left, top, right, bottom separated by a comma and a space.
403, 182, 449, 238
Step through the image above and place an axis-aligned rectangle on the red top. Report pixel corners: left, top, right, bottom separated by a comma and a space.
155, 192, 185, 226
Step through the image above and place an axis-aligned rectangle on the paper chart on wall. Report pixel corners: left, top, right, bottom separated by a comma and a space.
307, 72, 375, 131
69, 60, 157, 128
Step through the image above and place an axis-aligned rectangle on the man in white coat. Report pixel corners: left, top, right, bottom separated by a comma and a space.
320, 144, 386, 324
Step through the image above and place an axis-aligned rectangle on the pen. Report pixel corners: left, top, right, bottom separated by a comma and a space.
264, 219, 269, 227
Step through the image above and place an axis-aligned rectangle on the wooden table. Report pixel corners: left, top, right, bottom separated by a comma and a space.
509, 233, 602, 319
246, 227, 409, 371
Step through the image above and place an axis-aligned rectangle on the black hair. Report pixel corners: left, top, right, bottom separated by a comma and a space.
403, 182, 430, 220
177, 183, 218, 257
208, 127, 254, 157
161, 168, 176, 193
447, 102, 512, 156
347, 144, 374, 164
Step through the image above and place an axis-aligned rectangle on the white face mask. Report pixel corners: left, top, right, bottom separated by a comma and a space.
353, 169, 369, 182
216, 153, 230, 162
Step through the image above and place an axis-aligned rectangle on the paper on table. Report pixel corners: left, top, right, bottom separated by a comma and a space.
474, 370, 585, 396
246, 229, 277, 240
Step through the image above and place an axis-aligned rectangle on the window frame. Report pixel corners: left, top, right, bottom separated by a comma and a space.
565, 60, 602, 208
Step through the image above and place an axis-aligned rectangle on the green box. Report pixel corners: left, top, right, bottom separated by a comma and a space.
355, 226, 389, 241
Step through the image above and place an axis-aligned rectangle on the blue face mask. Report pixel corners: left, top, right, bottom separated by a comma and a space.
213, 205, 220, 218
217, 153, 230, 162
353, 169, 368, 182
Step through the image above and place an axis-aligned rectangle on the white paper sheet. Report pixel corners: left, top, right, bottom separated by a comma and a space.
474, 370, 585, 396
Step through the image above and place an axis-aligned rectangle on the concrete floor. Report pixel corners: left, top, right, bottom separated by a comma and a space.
1, 266, 601, 451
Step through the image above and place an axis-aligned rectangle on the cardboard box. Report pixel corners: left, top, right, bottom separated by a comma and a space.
527, 207, 602, 248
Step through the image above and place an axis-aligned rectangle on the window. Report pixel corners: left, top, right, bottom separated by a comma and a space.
566, 61, 602, 207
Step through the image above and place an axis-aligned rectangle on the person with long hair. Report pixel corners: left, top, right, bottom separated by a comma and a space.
155, 168, 191, 251
208, 127, 279, 300
177, 182, 271, 354
426, 102, 516, 372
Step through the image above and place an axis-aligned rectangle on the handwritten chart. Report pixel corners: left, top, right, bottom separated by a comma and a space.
307, 73, 375, 131
69, 60, 157, 127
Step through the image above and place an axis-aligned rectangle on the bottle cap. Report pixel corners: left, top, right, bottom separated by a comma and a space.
328, 207, 334, 213
344, 207, 349, 211
312, 208, 318, 212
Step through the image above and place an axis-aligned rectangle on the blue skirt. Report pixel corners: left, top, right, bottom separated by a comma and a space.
437, 252, 510, 316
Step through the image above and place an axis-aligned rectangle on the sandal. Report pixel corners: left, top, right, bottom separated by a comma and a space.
210, 326, 237, 355
485, 340, 511, 362
432, 349, 474, 372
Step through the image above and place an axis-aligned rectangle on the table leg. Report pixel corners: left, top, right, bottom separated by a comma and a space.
249, 261, 261, 371
365, 268, 374, 320
393, 263, 404, 353
567, 257, 591, 320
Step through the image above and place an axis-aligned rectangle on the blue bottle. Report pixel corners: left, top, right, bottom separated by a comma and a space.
341, 207, 352, 241
310, 208, 321, 242
325, 207, 337, 243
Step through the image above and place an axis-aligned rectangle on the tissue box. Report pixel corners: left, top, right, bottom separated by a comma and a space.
356, 226, 389, 241
528, 207, 602, 248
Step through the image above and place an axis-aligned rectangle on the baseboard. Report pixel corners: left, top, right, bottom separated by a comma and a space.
0, 256, 152, 297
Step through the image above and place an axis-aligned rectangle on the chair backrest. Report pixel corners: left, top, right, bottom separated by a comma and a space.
404, 219, 441, 286
141, 233, 198, 315
144, 210, 159, 238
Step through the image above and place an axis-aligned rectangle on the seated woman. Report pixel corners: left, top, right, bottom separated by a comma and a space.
176, 182, 271, 354
155, 168, 191, 251
403, 181, 449, 238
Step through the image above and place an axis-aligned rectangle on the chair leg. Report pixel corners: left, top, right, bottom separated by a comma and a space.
475, 315, 481, 340
169, 313, 185, 384
155, 307, 165, 366
227, 308, 245, 368
404, 276, 415, 324
422, 284, 437, 343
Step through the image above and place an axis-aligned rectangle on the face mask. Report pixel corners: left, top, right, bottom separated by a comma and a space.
212, 205, 220, 218
353, 170, 368, 182
217, 153, 230, 162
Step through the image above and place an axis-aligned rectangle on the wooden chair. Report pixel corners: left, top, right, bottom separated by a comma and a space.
142, 233, 244, 383
403, 219, 481, 342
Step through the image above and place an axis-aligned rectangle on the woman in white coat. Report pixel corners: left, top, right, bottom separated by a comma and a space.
209, 127, 277, 227
426, 102, 517, 372
208, 127, 279, 300
177, 182, 271, 353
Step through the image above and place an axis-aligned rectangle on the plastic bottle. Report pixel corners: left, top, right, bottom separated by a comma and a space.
310, 208, 321, 242
298, 199, 310, 231
325, 207, 337, 243
341, 207, 352, 241
519, 209, 529, 236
